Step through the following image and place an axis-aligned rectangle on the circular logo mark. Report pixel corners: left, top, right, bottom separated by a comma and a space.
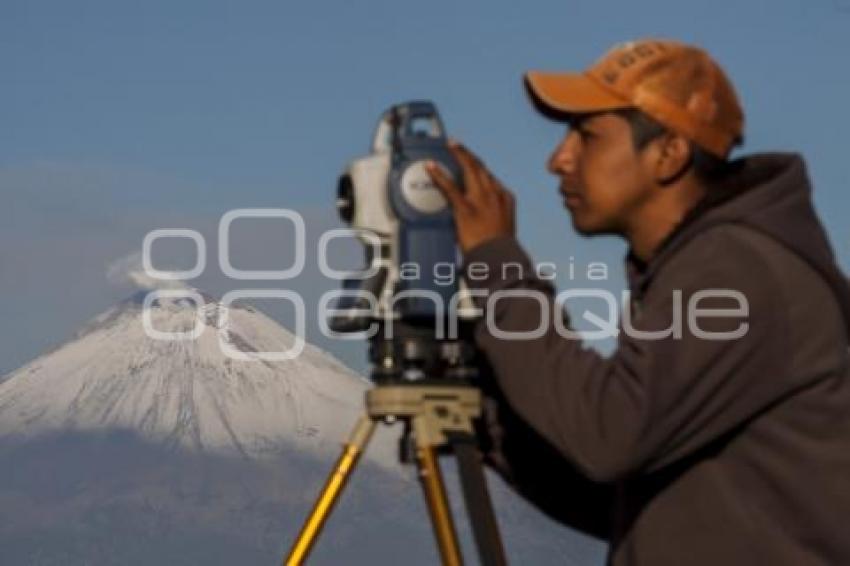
400, 160, 452, 214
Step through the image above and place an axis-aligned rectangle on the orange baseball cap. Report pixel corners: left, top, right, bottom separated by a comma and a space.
525, 39, 744, 158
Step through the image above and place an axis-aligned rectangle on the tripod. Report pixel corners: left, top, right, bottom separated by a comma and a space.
283, 381, 508, 565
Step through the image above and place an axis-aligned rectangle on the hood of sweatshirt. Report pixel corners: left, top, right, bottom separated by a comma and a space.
626, 152, 850, 338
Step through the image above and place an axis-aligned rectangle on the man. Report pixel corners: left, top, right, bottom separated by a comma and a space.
426, 39, 850, 565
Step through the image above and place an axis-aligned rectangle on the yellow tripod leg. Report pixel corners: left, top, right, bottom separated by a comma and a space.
284, 415, 376, 566
416, 444, 463, 566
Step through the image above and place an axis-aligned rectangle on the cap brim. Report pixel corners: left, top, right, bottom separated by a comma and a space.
524, 71, 631, 119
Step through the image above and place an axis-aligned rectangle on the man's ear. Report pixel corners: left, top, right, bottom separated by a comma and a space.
651, 133, 692, 185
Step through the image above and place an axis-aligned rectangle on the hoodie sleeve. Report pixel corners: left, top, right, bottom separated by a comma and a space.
474, 375, 614, 539
463, 228, 789, 482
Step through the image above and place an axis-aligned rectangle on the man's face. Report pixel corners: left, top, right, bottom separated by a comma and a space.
548, 111, 655, 236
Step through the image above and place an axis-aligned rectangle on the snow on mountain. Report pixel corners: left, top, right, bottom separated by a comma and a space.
0, 272, 607, 565
0, 289, 395, 463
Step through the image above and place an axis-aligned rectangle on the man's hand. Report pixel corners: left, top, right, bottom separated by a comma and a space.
426, 141, 516, 253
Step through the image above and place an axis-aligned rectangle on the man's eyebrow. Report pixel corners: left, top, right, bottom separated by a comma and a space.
567, 113, 600, 130
567, 115, 586, 129
568, 117, 596, 133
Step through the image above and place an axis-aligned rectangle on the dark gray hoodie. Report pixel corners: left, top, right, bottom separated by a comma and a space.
464, 153, 850, 565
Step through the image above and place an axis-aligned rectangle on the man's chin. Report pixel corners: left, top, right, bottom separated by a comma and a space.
569, 216, 600, 236
570, 216, 617, 237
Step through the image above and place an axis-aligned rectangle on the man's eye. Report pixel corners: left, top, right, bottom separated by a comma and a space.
567, 122, 596, 141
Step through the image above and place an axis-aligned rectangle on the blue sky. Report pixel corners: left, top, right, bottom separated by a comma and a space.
2, 0, 849, 375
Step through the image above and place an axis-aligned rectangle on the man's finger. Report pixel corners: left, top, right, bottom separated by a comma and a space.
447, 141, 489, 201
449, 141, 500, 201
500, 188, 515, 211
426, 160, 471, 213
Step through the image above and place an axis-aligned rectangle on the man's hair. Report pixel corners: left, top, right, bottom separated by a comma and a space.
614, 108, 731, 183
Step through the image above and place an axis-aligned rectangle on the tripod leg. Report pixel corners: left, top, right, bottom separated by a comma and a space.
284, 415, 376, 566
415, 444, 464, 566
452, 434, 508, 566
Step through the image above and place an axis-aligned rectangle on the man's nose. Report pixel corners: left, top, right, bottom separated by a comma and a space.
547, 131, 579, 176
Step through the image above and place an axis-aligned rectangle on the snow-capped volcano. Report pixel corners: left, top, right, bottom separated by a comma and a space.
0, 275, 607, 565
0, 289, 389, 462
